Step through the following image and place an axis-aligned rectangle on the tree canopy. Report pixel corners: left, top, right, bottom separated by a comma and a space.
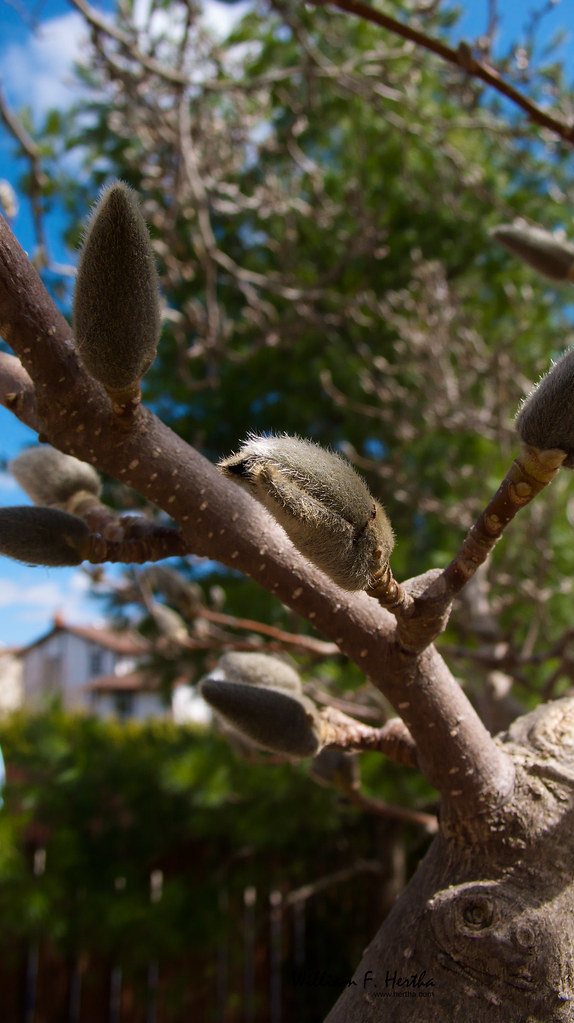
4, 2, 574, 1017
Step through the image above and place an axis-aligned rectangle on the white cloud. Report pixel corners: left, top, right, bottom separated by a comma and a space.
132, 0, 250, 39
201, 0, 252, 38
1, 11, 87, 117
0, 470, 20, 495
0, 570, 98, 634
1, 1, 252, 127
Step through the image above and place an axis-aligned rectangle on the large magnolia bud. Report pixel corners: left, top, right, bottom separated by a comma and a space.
0, 506, 91, 566
9, 445, 101, 508
213, 652, 303, 694
218, 434, 394, 591
515, 348, 574, 467
200, 652, 320, 757
73, 181, 161, 406
491, 223, 574, 281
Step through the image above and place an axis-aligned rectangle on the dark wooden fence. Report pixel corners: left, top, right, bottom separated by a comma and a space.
0, 850, 383, 1023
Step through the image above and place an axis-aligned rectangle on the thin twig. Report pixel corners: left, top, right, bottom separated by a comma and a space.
0, 81, 48, 256
394, 444, 566, 653
198, 608, 340, 657
310, 0, 574, 145
68, 0, 189, 86
319, 706, 419, 768
284, 861, 383, 906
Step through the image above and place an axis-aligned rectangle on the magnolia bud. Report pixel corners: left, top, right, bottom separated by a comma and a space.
73, 181, 161, 404
9, 445, 101, 508
214, 651, 302, 694
143, 565, 203, 613
200, 678, 321, 757
149, 602, 189, 643
308, 749, 360, 791
515, 348, 574, 466
200, 652, 318, 757
218, 434, 394, 590
490, 223, 574, 281
0, 506, 91, 566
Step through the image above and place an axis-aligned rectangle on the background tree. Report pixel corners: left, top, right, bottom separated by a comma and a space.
3, 0, 574, 1019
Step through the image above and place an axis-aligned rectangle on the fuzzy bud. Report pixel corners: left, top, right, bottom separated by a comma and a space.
308, 749, 360, 791
9, 445, 101, 508
218, 434, 394, 591
214, 652, 303, 694
515, 348, 574, 466
200, 652, 319, 757
143, 565, 203, 614
73, 181, 161, 403
490, 223, 574, 281
0, 506, 91, 566
149, 602, 189, 644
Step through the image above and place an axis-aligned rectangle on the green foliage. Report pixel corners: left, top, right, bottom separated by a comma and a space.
0, 711, 418, 961
16, 0, 574, 702
5, 0, 574, 875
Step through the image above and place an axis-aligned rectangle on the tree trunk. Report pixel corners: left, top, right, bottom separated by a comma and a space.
324, 697, 574, 1022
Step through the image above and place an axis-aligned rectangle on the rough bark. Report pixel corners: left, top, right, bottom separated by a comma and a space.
324, 697, 574, 1022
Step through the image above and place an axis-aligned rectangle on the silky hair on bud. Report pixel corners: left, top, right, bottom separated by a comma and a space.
218, 434, 394, 591
9, 445, 101, 508
200, 676, 321, 757
73, 181, 161, 394
149, 602, 189, 643
491, 223, 574, 281
309, 749, 360, 791
0, 507, 91, 566
515, 348, 574, 466
214, 651, 303, 694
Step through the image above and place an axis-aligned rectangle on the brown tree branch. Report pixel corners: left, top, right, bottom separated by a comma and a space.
319, 707, 419, 768
394, 447, 565, 654
67, 0, 189, 86
198, 608, 341, 658
311, 0, 574, 146
345, 789, 438, 833
0, 211, 515, 819
0, 352, 41, 432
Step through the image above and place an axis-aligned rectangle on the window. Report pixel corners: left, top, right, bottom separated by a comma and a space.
43, 655, 62, 698
89, 650, 104, 677
113, 691, 134, 720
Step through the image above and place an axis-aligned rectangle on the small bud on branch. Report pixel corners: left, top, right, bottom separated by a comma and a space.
0, 506, 91, 566
9, 445, 102, 507
515, 348, 574, 466
212, 651, 303, 693
73, 181, 161, 413
490, 223, 574, 281
200, 654, 322, 758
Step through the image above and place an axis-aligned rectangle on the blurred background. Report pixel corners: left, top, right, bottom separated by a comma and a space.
1, 0, 574, 1018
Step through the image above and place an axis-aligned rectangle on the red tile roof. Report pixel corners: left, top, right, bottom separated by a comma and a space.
21, 621, 149, 657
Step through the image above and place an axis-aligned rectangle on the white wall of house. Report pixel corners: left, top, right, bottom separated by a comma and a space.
89, 690, 167, 721
22, 631, 137, 712
0, 651, 24, 715
8, 624, 204, 724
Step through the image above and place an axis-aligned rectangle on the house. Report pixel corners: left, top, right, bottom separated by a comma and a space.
0, 615, 212, 723
17, 616, 167, 720
0, 648, 24, 715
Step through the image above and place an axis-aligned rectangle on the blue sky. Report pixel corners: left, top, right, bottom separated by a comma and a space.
0, 0, 252, 647
0, 0, 573, 647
